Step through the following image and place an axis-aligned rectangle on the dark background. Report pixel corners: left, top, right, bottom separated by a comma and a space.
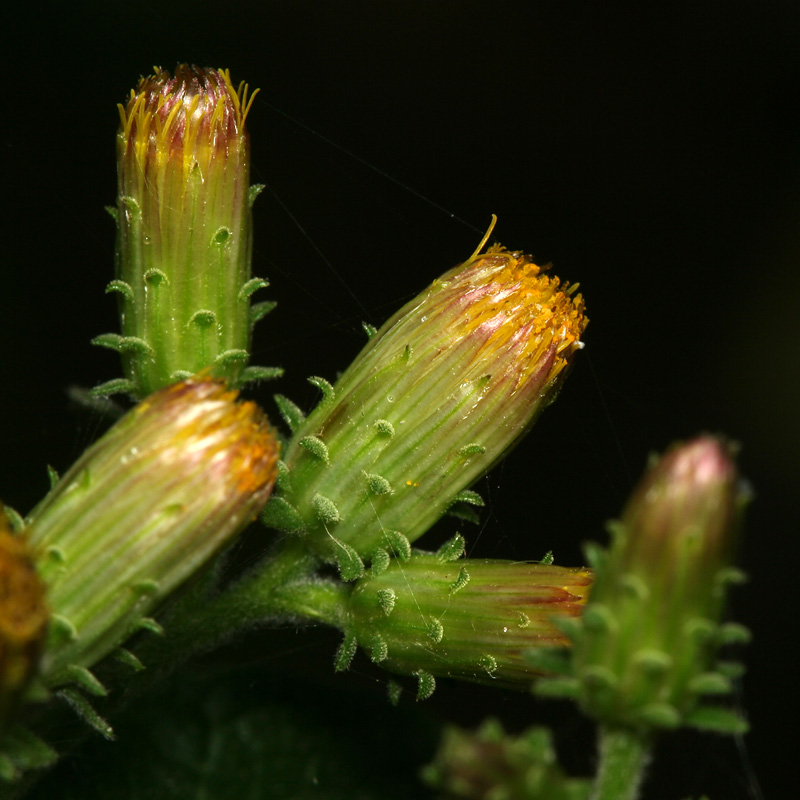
1, 2, 796, 797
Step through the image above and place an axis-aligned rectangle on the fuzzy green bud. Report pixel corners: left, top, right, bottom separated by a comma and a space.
26, 377, 278, 688
101, 66, 271, 398
571, 436, 747, 732
346, 552, 592, 689
274, 244, 587, 571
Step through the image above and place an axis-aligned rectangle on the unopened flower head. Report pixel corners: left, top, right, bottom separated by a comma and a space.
27, 376, 278, 686
345, 552, 592, 690
572, 436, 747, 730
272, 243, 587, 574
0, 510, 48, 732
619, 436, 740, 597
108, 66, 265, 398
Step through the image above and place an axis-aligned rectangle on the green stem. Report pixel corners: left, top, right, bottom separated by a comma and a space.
591, 725, 652, 800
134, 538, 350, 670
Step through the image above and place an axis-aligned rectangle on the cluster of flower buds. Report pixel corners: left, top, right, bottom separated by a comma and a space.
94, 66, 278, 399
535, 436, 749, 734
26, 376, 278, 696
338, 534, 592, 697
264, 242, 587, 580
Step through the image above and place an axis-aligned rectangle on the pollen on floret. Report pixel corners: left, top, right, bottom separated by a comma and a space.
449, 245, 587, 390
118, 65, 259, 176
133, 375, 279, 497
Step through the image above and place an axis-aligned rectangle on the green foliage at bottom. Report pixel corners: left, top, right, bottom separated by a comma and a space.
26, 665, 440, 800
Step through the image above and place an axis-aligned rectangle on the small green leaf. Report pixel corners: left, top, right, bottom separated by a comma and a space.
238, 277, 269, 301
250, 300, 278, 326
143, 268, 169, 286
46, 464, 60, 489
56, 689, 115, 740
581, 540, 607, 569
333, 541, 364, 581
634, 702, 681, 729
63, 665, 107, 697
373, 419, 395, 437
118, 337, 154, 355
114, 648, 145, 672
367, 633, 388, 663
688, 672, 733, 696
214, 348, 249, 366
239, 365, 284, 385
436, 533, 466, 563
365, 473, 392, 495
299, 436, 330, 465
3, 504, 25, 531
261, 495, 306, 534
415, 670, 436, 701
189, 309, 217, 329
104, 279, 133, 299
308, 376, 335, 406
383, 530, 411, 561
448, 489, 484, 508
212, 226, 233, 247
312, 493, 341, 526
684, 706, 749, 734
248, 183, 265, 207
273, 394, 306, 433
135, 618, 165, 636
334, 632, 358, 672
427, 619, 444, 644
717, 622, 752, 646
449, 566, 470, 595
369, 548, 390, 575
376, 588, 396, 616
91, 333, 124, 352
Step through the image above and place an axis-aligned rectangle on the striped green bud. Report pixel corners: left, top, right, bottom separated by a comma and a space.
26, 376, 278, 689
345, 552, 591, 689
274, 244, 587, 571
99, 66, 273, 398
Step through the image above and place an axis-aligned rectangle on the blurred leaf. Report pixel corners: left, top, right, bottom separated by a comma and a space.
27, 665, 439, 800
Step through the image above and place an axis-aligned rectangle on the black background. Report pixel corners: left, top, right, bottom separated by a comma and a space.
1, 2, 796, 797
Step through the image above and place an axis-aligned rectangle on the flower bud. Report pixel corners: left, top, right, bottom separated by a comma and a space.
0, 510, 48, 732
569, 436, 748, 732
97, 66, 273, 398
26, 377, 278, 688
422, 718, 591, 799
270, 245, 586, 575
343, 548, 591, 691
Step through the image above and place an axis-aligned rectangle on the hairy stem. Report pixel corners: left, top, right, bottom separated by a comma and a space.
591, 725, 652, 800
